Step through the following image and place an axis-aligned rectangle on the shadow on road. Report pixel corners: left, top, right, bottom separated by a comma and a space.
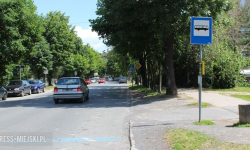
0, 86, 176, 109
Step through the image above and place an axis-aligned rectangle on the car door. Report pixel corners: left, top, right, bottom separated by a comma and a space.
23, 81, 29, 93
0, 86, 3, 97
39, 80, 44, 90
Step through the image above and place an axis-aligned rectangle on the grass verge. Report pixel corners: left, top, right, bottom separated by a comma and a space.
129, 85, 158, 97
231, 94, 250, 102
46, 85, 54, 90
165, 128, 250, 150
208, 86, 250, 93
188, 102, 210, 108
233, 122, 250, 127
194, 120, 214, 125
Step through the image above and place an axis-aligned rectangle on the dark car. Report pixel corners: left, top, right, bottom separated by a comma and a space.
5, 80, 31, 97
28, 79, 46, 94
0, 86, 7, 100
53, 77, 89, 104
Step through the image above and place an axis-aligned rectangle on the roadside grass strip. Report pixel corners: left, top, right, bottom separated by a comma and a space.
46, 85, 54, 90
208, 86, 250, 93
231, 94, 250, 102
233, 122, 250, 127
129, 85, 158, 97
194, 120, 214, 125
188, 102, 210, 108
165, 128, 250, 150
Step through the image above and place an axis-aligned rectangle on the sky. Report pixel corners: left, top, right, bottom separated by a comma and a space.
33, 0, 107, 53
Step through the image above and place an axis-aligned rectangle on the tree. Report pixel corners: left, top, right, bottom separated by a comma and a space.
0, 0, 43, 82
90, 0, 231, 95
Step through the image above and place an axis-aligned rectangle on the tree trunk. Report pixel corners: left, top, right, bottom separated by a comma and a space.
139, 57, 147, 86
159, 59, 162, 94
164, 35, 177, 95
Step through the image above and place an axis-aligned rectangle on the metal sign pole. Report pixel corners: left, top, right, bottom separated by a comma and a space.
20, 67, 21, 80
199, 44, 202, 122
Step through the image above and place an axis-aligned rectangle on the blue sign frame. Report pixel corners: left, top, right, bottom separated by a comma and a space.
191, 17, 212, 44
129, 65, 135, 71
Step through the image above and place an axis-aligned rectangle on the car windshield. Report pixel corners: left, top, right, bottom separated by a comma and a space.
57, 78, 80, 85
120, 77, 126, 79
7, 81, 22, 86
28, 80, 38, 84
100, 78, 105, 80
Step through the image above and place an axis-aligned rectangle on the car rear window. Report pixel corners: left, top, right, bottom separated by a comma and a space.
57, 78, 80, 85
28, 80, 38, 84
7, 81, 22, 86
100, 78, 105, 80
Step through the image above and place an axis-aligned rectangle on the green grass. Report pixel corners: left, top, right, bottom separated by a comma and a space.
231, 94, 250, 102
188, 102, 210, 108
233, 122, 250, 127
194, 120, 214, 125
165, 128, 250, 150
46, 85, 54, 90
129, 85, 158, 97
209, 86, 250, 93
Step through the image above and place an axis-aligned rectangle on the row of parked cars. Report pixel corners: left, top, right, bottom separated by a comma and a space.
0, 79, 46, 100
84, 78, 106, 84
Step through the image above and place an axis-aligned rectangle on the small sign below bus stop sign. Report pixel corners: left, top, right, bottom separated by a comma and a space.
191, 17, 212, 44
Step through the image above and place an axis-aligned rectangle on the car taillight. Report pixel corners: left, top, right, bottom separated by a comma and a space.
77, 86, 82, 91
54, 87, 58, 92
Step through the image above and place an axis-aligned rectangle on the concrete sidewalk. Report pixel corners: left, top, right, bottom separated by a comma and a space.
129, 89, 250, 150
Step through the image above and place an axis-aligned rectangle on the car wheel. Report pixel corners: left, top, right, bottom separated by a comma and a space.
37, 88, 40, 94
86, 93, 89, 100
54, 99, 59, 104
2, 92, 7, 100
20, 91, 24, 97
79, 97, 84, 103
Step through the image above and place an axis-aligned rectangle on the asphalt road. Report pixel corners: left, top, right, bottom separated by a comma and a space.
0, 81, 131, 150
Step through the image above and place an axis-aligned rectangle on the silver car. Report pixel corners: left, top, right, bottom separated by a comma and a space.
119, 77, 127, 84
53, 77, 89, 104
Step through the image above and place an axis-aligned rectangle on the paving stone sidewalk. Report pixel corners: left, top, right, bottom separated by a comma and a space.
129, 89, 250, 150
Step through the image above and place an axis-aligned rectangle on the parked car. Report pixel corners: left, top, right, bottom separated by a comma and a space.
28, 79, 45, 94
90, 78, 97, 84
84, 79, 91, 84
5, 80, 31, 97
119, 77, 127, 84
98, 78, 106, 84
113, 77, 118, 81
53, 77, 89, 104
0, 86, 7, 100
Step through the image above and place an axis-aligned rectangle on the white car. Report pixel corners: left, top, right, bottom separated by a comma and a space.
90, 78, 97, 83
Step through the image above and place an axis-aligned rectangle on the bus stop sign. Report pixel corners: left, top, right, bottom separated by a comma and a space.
191, 17, 212, 45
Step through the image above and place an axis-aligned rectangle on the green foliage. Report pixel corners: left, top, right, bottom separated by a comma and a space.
0, 0, 42, 82
90, 0, 232, 93
202, 7, 245, 89
194, 120, 214, 125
